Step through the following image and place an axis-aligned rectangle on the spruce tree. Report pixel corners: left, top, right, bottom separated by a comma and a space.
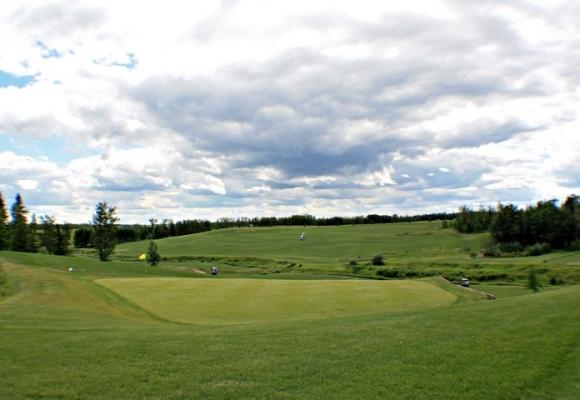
92, 202, 119, 261
10, 194, 29, 252
146, 240, 161, 266
54, 225, 72, 256
0, 192, 9, 250
40, 215, 57, 254
28, 214, 40, 253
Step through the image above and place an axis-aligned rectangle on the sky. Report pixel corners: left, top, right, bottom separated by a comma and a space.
0, 0, 579, 224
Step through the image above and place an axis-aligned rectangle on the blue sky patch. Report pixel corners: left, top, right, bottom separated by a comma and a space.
0, 70, 35, 88
0, 132, 93, 165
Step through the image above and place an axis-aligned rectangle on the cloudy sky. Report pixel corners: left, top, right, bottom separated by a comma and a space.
1, 0, 579, 223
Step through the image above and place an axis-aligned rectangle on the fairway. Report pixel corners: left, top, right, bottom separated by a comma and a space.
97, 277, 457, 324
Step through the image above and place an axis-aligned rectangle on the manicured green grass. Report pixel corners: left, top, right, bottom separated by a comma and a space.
0, 256, 579, 399
1, 223, 579, 398
96, 278, 457, 324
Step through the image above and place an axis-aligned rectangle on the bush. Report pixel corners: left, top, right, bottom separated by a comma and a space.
549, 276, 564, 285
568, 239, 580, 251
372, 255, 384, 266
525, 242, 552, 257
498, 241, 523, 254
481, 243, 501, 257
349, 260, 358, 266
527, 269, 541, 292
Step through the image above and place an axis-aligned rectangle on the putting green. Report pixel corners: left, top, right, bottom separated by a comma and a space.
97, 278, 457, 324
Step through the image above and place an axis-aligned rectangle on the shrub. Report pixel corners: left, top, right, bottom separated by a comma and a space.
527, 269, 541, 292
499, 241, 523, 254
372, 255, 384, 266
481, 243, 501, 257
377, 269, 400, 278
525, 242, 552, 257
568, 240, 580, 251
549, 276, 564, 285
349, 260, 358, 266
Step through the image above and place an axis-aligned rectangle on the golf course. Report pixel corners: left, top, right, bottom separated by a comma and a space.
1, 222, 580, 399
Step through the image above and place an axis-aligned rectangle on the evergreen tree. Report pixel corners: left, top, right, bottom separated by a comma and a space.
54, 225, 65, 255
54, 224, 73, 256
146, 240, 161, 266
92, 202, 119, 261
10, 194, 29, 252
27, 214, 40, 253
73, 227, 92, 248
40, 215, 57, 254
0, 192, 9, 250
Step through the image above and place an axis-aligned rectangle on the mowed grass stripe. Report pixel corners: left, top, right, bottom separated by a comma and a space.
96, 278, 457, 324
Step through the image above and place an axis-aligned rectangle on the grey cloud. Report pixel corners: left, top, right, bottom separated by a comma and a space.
11, 1, 106, 37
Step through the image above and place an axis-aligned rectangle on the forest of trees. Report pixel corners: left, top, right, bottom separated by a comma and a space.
3, 188, 578, 258
0, 192, 73, 255
452, 195, 580, 254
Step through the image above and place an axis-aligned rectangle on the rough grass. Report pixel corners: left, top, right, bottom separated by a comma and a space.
114, 222, 580, 284
0, 256, 579, 399
96, 278, 457, 324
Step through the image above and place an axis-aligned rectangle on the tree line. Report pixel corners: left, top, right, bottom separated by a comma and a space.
0, 192, 73, 255
72, 211, 456, 247
452, 195, 580, 253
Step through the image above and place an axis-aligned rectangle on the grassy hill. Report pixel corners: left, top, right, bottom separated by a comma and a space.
0, 252, 579, 399
114, 222, 580, 284
1, 223, 580, 398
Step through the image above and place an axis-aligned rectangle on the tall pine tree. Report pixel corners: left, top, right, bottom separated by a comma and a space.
0, 192, 9, 250
10, 194, 29, 252
40, 215, 57, 254
92, 202, 119, 261
28, 214, 40, 253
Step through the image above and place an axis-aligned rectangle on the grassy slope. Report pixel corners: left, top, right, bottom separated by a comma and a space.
115, 222, 580, 283
116, 223, 488, 265
96, 278, 457, 324
1, 254, 579, 399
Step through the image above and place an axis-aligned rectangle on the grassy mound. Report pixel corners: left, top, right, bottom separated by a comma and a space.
96, 278, 457, 324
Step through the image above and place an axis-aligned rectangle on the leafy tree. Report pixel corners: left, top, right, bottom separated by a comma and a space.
455, 206, 494, 233
92, 202, 119, 261
27, 214, 40, 253
562, 195, 580, 238
521, 200, 575, 248
40, 215, 57, 254
491, 204, 522, 244
0, 192, 9, 250
146, 240, 161, 266
10, 194, 29, 252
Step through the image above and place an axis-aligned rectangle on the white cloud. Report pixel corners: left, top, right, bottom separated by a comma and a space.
16, 179, 39, 190
0, 1, 579, 222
